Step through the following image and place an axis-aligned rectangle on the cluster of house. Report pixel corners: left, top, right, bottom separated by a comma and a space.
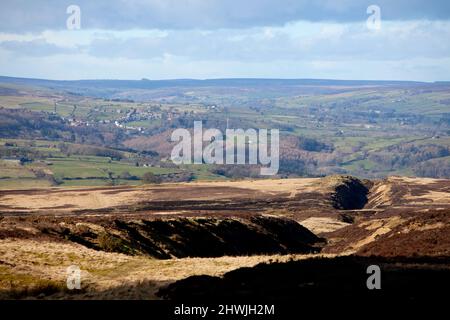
56, 102, 218, 133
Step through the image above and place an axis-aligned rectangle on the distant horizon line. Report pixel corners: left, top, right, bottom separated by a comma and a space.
1, 74, 449, 84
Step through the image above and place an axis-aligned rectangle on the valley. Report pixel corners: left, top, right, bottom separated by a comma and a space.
1, 175, 448, 299
0, 77, 449, 302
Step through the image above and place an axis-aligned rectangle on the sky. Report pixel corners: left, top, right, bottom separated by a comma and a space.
0, 0, 449, 81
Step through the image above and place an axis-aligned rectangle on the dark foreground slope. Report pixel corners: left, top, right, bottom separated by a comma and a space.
158, 255, 450, 303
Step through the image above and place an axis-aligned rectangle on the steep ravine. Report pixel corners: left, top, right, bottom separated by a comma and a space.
40, 216, 325, 258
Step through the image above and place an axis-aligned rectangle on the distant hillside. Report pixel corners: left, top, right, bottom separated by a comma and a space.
0, 75, 430, 101
0, 75, 428, 89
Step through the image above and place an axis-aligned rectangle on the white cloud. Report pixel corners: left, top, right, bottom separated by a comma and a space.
0, 20, 449, 81
1, 0, 449, 32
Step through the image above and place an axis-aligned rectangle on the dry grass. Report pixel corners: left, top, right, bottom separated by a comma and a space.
0, 177, 324, 214
348, 216, 405, 251
367, 182, 393, 207
300, 217, 350, 234
407, 191, 450, 204
0, 187, 141, 212
2, 176, 448, 215
1, 176, 449, 299
191, 178, 321, 196
0, 238, 335, 299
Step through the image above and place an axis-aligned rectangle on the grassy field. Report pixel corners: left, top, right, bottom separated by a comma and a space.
0, 135, 235, 188
1, 80, 449, 184
0, 139, 188, 189
48, 157, 178, 178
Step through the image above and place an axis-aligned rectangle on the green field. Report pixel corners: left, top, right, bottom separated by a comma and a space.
0, 137, 229, 188
1, 79, 449, 184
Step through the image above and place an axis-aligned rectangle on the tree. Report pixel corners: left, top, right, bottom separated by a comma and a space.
119, 171, 132, 179
119, 171, 138, 180
142, 172, 162, 184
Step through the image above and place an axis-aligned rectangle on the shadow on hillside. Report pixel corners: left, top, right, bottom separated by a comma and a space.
158, 255, 450, 303
45, 216, 325, 258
